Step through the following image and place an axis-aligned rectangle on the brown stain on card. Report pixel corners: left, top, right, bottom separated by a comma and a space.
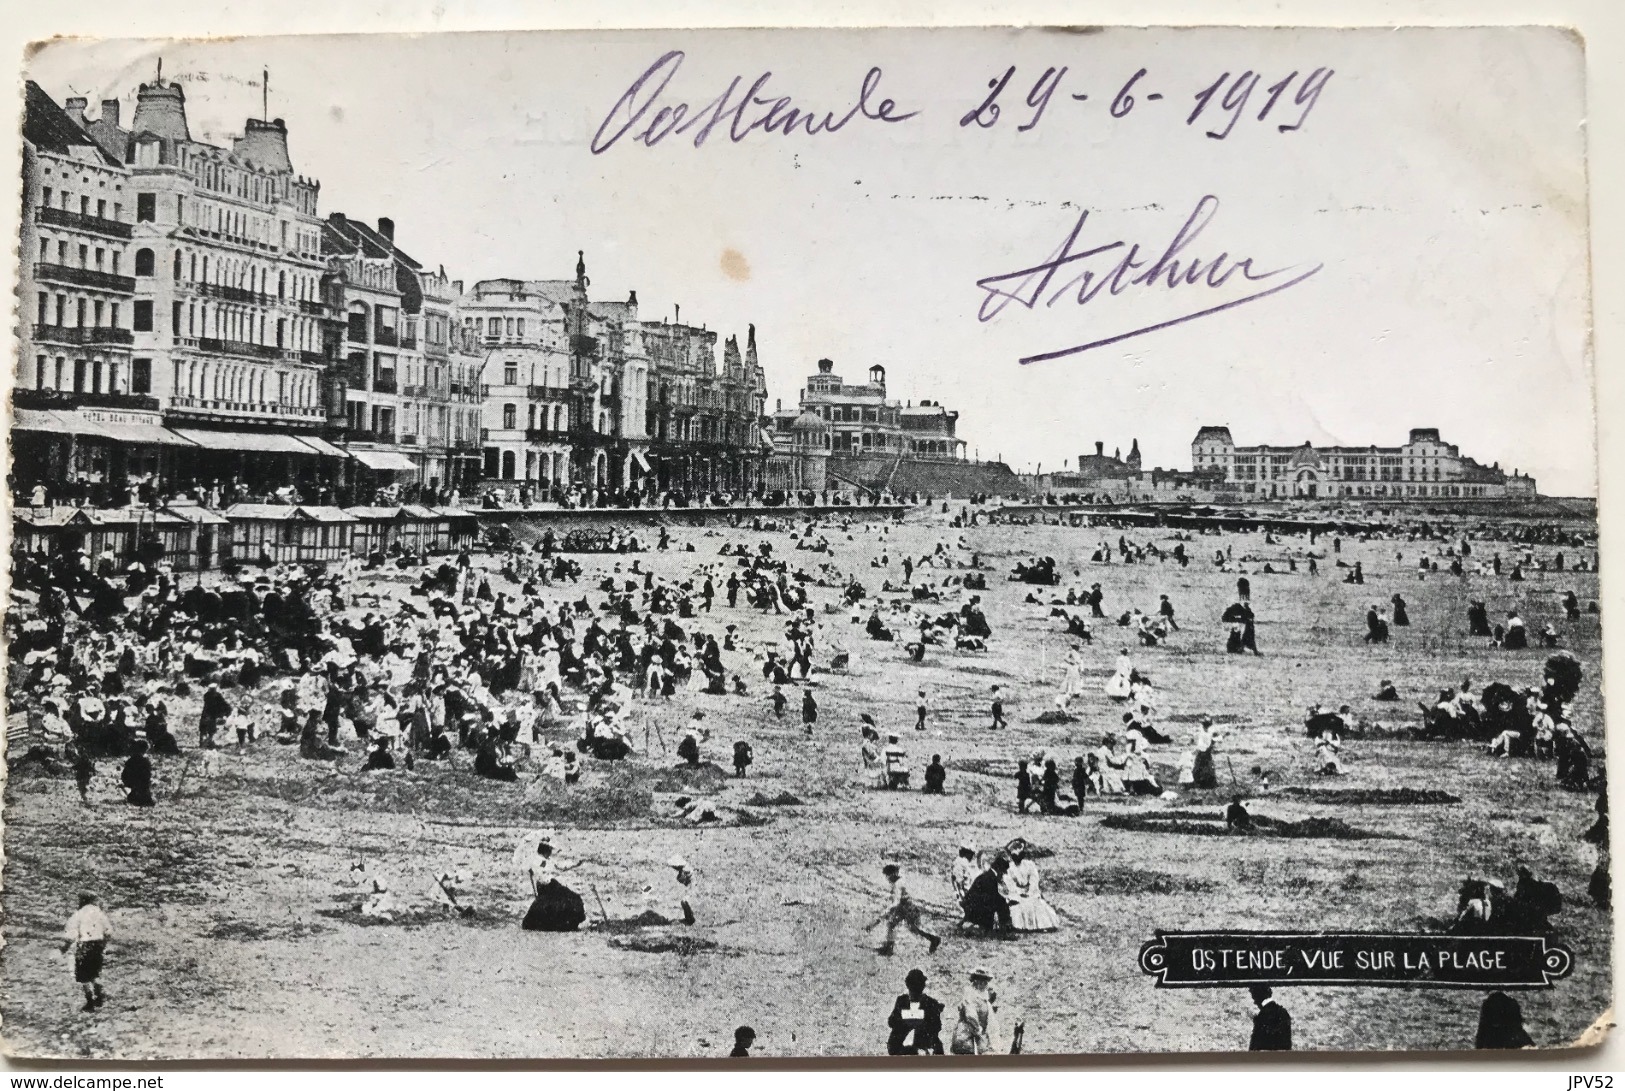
720, 249, 750, 282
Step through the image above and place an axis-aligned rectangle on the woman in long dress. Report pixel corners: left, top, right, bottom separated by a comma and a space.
515, 833, 587, 932
1001, 846, 1060, 932
1191, 718, 1220, 789
1056, 647, 1087, 710
1103, 649, 1133, 701
950, 968, 999, 1055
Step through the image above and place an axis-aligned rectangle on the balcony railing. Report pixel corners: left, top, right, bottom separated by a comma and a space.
28, 324, 134, 346
481, 428, 491, 442
528, 384, 571, 401
298, 350, 327, 366
398, 336, 417, 350
346, 428, 396, 445
34, 263, 136, 294
401, 384, 427, 398
14, 389, 159, 412
526, 428, 571, 443
374, 327, 399, 347
299, 299, 327, 316
38, 206, 132, 239
399, 433, 419, 446
192, 336, 285, 361
373, 373, 398, 395
166, 396, 323, 419
193, 282, 267, 305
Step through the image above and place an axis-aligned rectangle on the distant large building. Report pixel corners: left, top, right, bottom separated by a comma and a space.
766, 358, 966, 460
1190, 426, 1537, 501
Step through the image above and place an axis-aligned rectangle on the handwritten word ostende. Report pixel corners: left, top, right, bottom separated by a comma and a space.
975, 195, 1323, 364
591, 50, 918, 153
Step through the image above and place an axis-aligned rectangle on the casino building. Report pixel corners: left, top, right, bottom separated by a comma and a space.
1190, 426, 1538, 501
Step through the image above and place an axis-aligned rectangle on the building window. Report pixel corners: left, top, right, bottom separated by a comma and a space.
132, 358, 152, 394
134, 248, 155, 277
504, 362, 518, 385
133, 301, 153, 332
136, 193, 156, 222
503, 403, 517, 430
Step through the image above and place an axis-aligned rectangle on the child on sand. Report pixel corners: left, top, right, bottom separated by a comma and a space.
60, 893, 111, 1012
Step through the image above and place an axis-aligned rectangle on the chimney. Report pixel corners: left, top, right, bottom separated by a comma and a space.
674, 304, 680, 325
628, 289, 638, 307
377, 217, 394, 241
99, 99, 120, 128
328, 211, 347, 227
232, 117, 293, 172
1095, 441, 1104, 456
64, 97, 88, 126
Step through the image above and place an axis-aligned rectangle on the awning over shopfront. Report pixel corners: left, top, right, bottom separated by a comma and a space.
112, 423, 197, 447
349, 449, 419, 472
13, 408, 117, 438
630, 449, 651, 473
171, 429, 327, 455
295, 436, 348, 458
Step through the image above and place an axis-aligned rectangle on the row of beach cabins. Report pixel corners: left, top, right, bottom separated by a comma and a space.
13, 503, 481, 572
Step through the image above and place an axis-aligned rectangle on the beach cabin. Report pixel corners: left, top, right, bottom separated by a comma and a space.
162, 504, 230, 571
346, 506, 405, 557
399, 504, 442, 554
429, 506, 479, 553
223, 504, 358, 568
11, 507, 158, 565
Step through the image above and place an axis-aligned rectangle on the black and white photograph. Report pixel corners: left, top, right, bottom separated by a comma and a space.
1, 22, 1608, 1060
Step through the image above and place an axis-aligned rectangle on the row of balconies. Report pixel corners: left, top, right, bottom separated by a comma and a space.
29, 324, 135, 346
168, 396, 324, 418
37, 205, 132, 239
350, 427, 481, 450
34, 263, 136, 294
178, 336, 325, 366
15, 389, 158, 412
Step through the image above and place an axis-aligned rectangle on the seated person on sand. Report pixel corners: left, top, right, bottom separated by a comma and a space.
883, 735, 911, 789
1001, 843, 1061, 932
475, 736, 520, 782
516, 834, 587, 932
960, 857, 1015, 935
1121, 742, 1161, 797
1315, 732, 1344, 775
1375, 679, 1400, 702
1225, 795, 1253, 831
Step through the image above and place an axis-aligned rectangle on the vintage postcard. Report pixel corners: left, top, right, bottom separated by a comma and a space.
2, 25, 1604, 1059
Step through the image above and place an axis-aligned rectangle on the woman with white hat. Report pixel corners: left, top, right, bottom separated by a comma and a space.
950, 966, 998, 1055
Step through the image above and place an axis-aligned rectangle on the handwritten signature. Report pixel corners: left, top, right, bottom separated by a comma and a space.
976, 195, 1322, 363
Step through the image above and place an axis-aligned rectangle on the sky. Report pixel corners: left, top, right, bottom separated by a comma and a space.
25, 26, 1596, 494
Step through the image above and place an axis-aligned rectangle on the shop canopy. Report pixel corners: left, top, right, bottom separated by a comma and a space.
349, 450, 419, 472
13, 408, 117, 438
114, 423, 197, 447
171, 429, 329, 456
295, 436, 348, 458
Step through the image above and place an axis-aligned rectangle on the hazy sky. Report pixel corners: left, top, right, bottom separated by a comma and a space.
26, 27, 1595, 493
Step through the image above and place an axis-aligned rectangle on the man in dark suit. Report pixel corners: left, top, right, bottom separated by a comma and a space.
887, 969, 945, 1055
1249, 985, 1292, 1050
